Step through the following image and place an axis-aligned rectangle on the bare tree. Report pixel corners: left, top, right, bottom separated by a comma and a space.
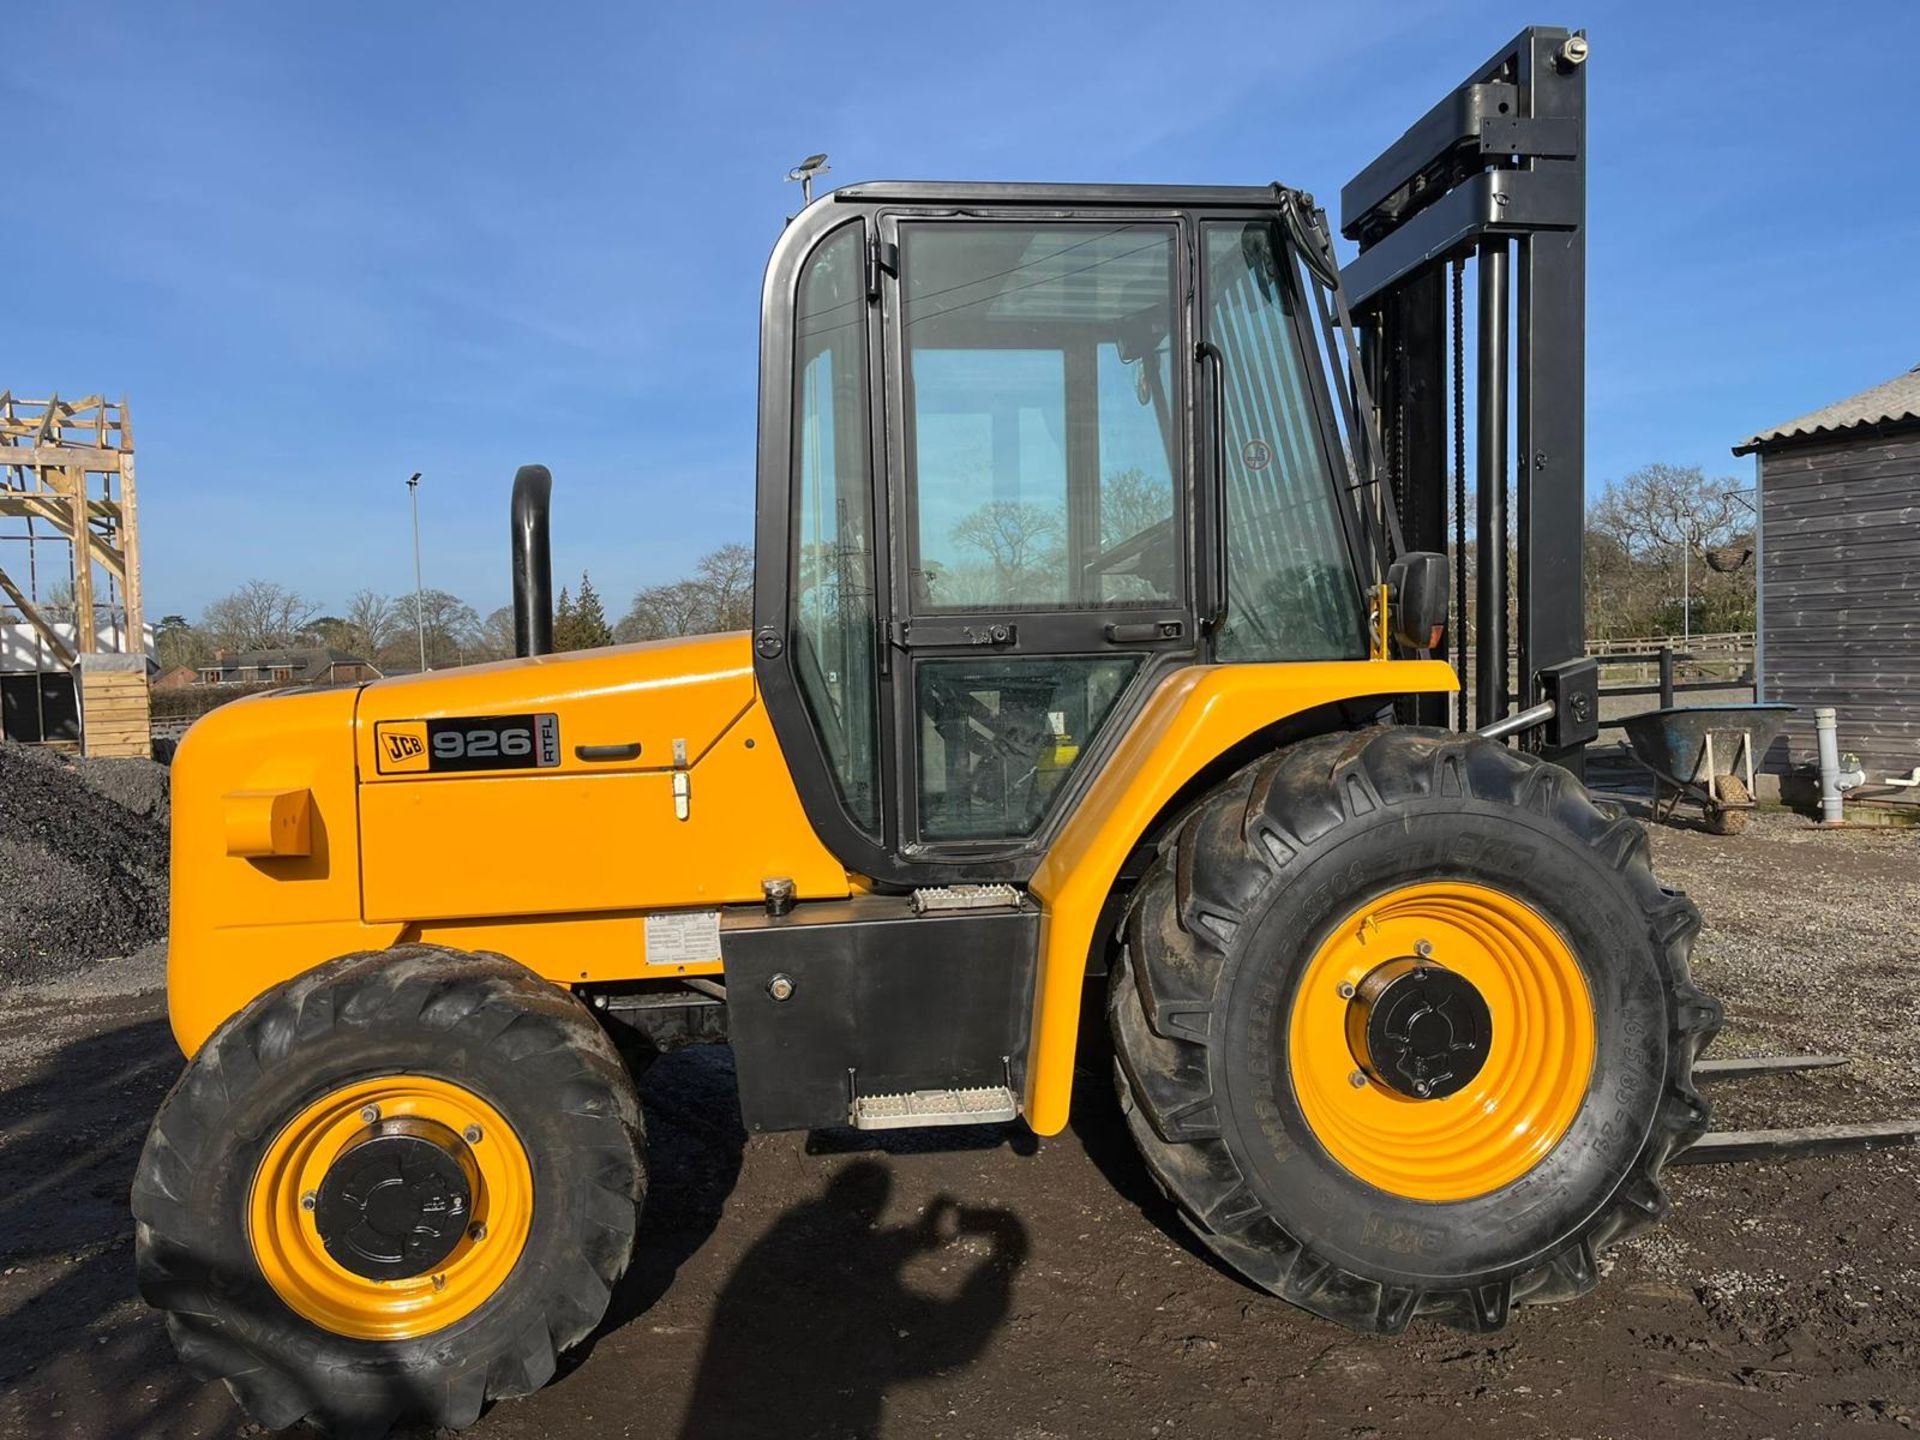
386, 589, 480, 671
1590, 463, 1746, 558
693, 544, 754, 631
474, 605, 518, 661
947, 500, 1064, 603
344, 589, 400, 657
1588, 463, 1754, 635
1100, 466, 1173, 547
36, 580, 77, 624
619, 579, 715, 641
617, 543, 757, 641
201, 580, 319, 652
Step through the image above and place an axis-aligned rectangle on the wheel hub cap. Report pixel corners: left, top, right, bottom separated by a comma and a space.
313, 1120, 474, 1281
1346, 957, 1492, 1100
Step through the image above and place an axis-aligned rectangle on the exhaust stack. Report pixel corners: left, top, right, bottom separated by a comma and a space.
510, 464, 554, 658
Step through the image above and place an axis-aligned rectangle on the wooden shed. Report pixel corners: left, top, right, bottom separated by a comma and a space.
1735, 363, 1920, 781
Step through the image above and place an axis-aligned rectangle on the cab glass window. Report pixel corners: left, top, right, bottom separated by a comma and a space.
916, 655, 1139, 839
792, 225, 881, 829
1203, 222, 1366, 660
900, 223, 1180, 612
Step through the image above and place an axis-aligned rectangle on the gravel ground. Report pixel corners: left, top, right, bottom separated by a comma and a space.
0, 745, 169, 985
0, 802, 1915, 1438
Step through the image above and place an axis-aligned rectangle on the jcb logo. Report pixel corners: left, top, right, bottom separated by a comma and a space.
372, 722, 432, 774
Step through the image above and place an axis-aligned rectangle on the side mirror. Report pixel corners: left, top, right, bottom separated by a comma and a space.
1387, 551, 1449, 653
510, 465, 554, 658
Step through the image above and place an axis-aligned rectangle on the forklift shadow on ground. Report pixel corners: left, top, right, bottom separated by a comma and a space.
582, 1041, 1032, 1440
671, 1160, 1028, 1440
0, 1016, 241, 1438
581, 1044, 749, 1353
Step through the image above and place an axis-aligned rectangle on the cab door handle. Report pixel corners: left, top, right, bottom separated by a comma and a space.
1105, 620, 1184, 644
575, 743, 642, 762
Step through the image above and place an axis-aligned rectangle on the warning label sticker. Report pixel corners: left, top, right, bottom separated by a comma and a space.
643, 909, 722, 966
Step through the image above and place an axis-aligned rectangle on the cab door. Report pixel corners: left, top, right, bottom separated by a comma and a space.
878, 214, 1196, 856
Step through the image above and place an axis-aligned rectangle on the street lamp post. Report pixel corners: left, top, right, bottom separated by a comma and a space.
1670, 503, 1706, 652
1681, 517, 1691, 650
407, 472, 427, 672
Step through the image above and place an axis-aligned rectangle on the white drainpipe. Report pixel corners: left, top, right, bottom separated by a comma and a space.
1814, 707, 1865, 824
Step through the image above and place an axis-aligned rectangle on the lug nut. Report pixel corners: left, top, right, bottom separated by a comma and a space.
300, 1191, 318, 1212
1337, 981, 1356, 1000
1414, 939, 1433, 958
469, 1222, 488, 1243
767, 973, 796, 1002
359, 1104, 381, 1124
1348, 1070, 1368, 1089
463, 1124, 484, 1144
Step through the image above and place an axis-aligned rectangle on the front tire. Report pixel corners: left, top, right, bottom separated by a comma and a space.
1110, 727, 1720, 1333
133, 946, 645, 1433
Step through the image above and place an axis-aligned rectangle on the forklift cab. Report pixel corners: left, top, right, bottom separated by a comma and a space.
752, 185, 1382, 888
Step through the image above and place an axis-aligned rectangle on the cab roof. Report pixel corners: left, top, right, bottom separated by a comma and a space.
831, 181, 1289, 208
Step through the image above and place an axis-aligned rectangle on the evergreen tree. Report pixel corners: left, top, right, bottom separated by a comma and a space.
552, 586, 577, 651
571, 572, 614, 648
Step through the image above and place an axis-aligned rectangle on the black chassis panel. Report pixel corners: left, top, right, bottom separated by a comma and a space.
721, 898, 1039, 1133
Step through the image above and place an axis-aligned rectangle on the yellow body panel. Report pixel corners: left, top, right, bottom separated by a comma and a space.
1022, 658, 1458, 1134
167, 635, 848, 1055
356, 669, 847, 924
355, 634, 757, 781
168, 687, 400, 1053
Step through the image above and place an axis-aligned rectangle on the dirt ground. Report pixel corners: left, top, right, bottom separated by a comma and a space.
2, 808, 1917, 1439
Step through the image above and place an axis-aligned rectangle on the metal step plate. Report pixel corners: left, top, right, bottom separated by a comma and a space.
910, 883, 1022, 914
850, 1085, 1019, 1130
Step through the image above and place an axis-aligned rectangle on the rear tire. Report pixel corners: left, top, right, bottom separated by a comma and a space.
1110, 727, 1720, 1333
133, 946, 645, 1434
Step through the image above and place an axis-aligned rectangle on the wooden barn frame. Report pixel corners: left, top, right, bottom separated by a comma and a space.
0, 392, 151, 757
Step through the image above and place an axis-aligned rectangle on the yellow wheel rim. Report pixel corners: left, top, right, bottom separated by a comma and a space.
249, 1075, 533, 1340
1288, 881, 1595, 1203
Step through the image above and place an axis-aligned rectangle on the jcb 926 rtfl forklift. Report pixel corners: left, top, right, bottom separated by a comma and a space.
135, 27, 1719, 1433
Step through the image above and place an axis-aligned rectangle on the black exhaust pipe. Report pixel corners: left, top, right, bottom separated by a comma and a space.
510, 464, 554, 658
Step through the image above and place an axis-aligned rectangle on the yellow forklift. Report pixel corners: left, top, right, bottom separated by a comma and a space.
134, 27, 1721, 1432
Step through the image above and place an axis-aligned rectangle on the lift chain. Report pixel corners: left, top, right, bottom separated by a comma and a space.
1450, 256, 1468, 730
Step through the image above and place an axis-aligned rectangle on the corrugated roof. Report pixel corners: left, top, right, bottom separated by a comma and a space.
1734, 362, 1920, 454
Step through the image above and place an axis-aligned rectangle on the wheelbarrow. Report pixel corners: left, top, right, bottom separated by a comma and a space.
1617, 703, 1796, 835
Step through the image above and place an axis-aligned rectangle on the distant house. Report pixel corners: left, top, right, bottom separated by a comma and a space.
151, 664, 198, 691
1734, 363, 1920, 780
196, 648, 382, 688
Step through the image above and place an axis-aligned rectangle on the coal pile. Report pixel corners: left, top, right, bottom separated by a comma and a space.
0, 743, 169, 984
71, 754, 171, 829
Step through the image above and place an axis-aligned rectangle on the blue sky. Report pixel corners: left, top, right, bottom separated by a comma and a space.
13, 2, 1917, 622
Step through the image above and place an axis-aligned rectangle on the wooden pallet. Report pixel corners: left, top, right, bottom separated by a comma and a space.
78, 656, 151, 759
